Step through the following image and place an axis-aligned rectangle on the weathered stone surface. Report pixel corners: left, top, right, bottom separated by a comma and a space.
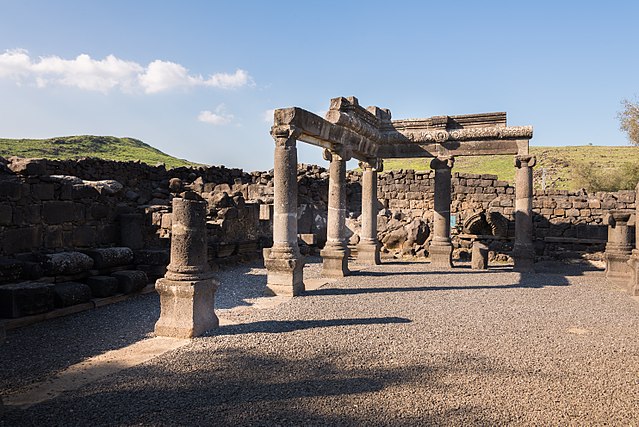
44, 252, 94, 276
42, 201, 78, 224
54, 282, 92, 307
83, 247, 134, 269
134, 249, 170, 266
0, 258, 23, 284
471, 242, 489, 270
3, 227, 42, 254
8, 157, 47, 175
0, 282, 55, 318
112, 270, 148, 294
85, 276, 120, 298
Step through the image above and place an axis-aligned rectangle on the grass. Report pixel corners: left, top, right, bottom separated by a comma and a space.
382, 146, 639, 191
0, 135, 196, 169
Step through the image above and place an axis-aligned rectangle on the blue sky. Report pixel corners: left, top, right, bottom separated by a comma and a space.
1, 1, 638, 171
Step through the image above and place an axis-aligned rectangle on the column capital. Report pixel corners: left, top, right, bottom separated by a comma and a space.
323, 146, 352, 162
271, 125, 301, 147
606, 210, 633, 226
430, 155, 454, 170
514, 154, 536, 168
359, 158, 383, 172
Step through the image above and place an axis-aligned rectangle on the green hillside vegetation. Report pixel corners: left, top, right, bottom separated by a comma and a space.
382, 146, 639, 192
0, 135, 195, 169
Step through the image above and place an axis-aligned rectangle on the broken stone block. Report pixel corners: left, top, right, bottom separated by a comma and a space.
471, 242, 489, 270
54, 282, 92, 308
0, 282, 55, 318
111, 270, 148, 294
0, 258, 23, 284
44, 252, 94, 276
85, 276, 120, 298
83, 247, 134, 269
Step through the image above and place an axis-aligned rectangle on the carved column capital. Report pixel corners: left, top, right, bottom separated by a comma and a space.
358, 158, 383, 172
323, 145, 351, 162
514, 154, 536, 168
606, 210, 633, 226
271, 125, 301, 147
430, 155, 455, 170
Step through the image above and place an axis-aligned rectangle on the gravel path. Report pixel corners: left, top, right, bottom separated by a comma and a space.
2, 259, 639, 426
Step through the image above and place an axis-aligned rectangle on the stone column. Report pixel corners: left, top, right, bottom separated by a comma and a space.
513, 154, 536, 272
263, 126, 304, 296
321, 147, 351, 277
357, 159, 382, 265
155, 194, 219, 338
429, 155, 454, 268
605, 210, 633, 284
628, 183, 639, 295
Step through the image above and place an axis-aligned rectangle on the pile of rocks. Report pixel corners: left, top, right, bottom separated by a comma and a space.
0, 248, 149, 319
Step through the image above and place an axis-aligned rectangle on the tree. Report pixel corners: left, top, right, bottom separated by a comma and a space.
618, 98, 639, 145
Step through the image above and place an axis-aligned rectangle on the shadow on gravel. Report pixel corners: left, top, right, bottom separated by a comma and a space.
209, 316, 411, 336
1, 348, 516, 426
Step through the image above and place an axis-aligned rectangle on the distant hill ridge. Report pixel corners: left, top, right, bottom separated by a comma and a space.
0, 135, 194, 169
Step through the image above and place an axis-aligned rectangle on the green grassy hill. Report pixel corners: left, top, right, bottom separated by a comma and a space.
0, 135, 195, 169
382, 146, 639, 191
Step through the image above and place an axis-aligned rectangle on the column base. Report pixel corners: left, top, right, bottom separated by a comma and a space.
321, 244, 350, 277
154, 277, 219, 339
627, 251, 639, 296
357, 240, 381, 265
513, 244, 535, 273
606, 251, 633, 284
429, 244, 453, 269
264, 256, 305, 296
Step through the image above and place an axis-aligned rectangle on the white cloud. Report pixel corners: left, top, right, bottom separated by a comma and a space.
0, 49, 252, 94
198, 104, 234, 125
262, 109, 275, 123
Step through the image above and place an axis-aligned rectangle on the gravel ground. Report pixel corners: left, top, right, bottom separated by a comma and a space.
2, 258, 639, 426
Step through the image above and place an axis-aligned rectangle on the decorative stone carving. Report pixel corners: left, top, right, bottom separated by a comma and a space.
155, 195, 219, 338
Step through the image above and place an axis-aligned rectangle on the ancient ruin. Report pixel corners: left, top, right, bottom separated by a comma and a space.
265, 96, 535, 294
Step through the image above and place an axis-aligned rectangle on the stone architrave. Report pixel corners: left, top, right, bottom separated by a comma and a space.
605, 210, 634, 284
627, 183, 639, 295
357, 158, 382, 265
321, 147, 351, 277
513, 154, 536, 272
155, 195, 219, 338
429, 155, 455, 269
263, 126, 305, 296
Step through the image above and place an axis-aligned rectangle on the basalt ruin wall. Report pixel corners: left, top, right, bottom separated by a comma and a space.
0, 156, 635, 287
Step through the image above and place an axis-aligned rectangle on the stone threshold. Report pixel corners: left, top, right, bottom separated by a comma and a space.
0, 284, 157, 331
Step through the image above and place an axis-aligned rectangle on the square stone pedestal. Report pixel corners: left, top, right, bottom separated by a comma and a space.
357, 241, 381, 265
606, 252, 632, 284
320, 246, 350, 278
626, 252, 639, 296
264, 257, 305, 296
513, 245, 535, 273
154, 277, 219, 338
429, 244, 453, 269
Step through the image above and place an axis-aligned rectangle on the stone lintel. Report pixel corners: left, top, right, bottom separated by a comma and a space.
381, 125, 532, 145
376, 139, 524, 159
273, 107, 377, 160
154, 277, 219, 339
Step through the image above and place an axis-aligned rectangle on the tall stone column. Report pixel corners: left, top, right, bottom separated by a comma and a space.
357, 159, 382, 265
264, 126, 305, 296
605, 210, 633, 283
627, 183, 639, 295
155, 194, 219, 338
513, 154, 536, 272
321, 147, 351, 277
429, 155, 454, 269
